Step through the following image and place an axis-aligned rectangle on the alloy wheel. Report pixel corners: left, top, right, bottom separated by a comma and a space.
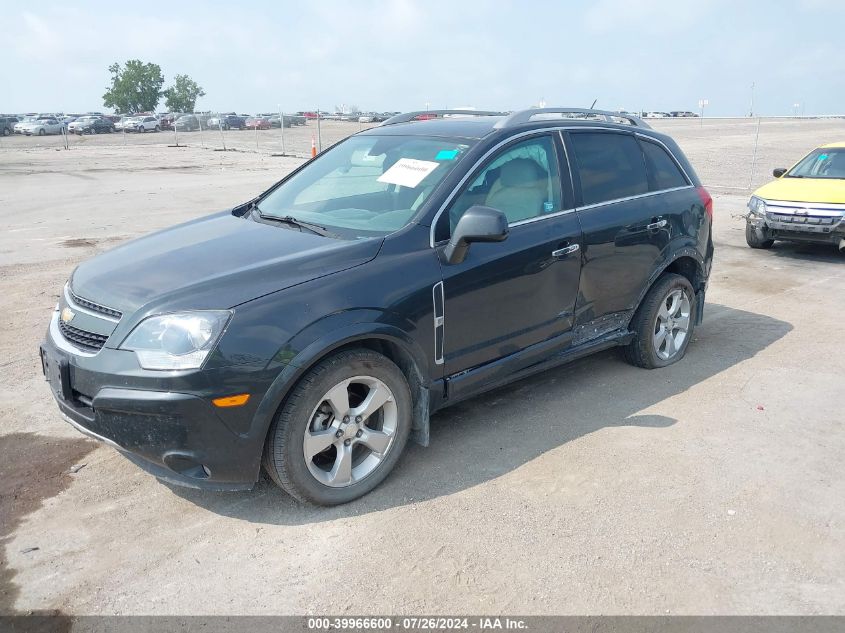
303, 376, 398, 488
653, 288, 691, 361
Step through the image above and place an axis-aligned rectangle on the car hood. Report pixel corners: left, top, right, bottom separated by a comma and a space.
70, 212, 382, 315
755, 177, 845, 204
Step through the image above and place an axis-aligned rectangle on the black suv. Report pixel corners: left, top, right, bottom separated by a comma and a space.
40, 108, 713, 505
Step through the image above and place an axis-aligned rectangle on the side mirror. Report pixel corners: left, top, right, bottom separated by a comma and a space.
773, 168, 787, 178
443, 205, 509, 265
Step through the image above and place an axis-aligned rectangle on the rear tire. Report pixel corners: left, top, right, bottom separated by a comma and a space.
263, 349, 412, 505
38, 129, 45, 136
746, 222, 774, 249
154, 125, 160, 132
625, 273, 696, 369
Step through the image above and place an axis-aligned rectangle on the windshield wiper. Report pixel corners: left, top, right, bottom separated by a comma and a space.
257, 213, 338, 238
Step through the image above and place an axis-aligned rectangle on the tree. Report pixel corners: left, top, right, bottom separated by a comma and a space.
162, 75, 206, 113
102, 60, 164, 113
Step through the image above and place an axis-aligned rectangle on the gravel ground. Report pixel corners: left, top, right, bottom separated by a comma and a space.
1, 118, 844, 616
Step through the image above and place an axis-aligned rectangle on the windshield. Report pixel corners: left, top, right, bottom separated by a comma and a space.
256, 135, 473, 239
788, 148, 845, 179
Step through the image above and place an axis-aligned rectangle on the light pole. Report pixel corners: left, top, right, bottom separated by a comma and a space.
749, 82, 755, 118
278, 103, 286, 156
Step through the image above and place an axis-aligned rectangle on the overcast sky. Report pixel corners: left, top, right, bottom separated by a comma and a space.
2, 0, 844, 116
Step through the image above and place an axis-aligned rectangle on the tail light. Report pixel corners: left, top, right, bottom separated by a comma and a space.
696, 186, 713, 220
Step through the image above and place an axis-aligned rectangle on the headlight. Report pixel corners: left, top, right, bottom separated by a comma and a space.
748, 196, 767, 215
120, 311, 231, 370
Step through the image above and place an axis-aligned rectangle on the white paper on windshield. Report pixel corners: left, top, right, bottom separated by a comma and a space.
377, 158, 440, 188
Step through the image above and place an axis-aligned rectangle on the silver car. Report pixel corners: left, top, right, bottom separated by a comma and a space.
22, 117, 65, 136
14, 117, 36, 134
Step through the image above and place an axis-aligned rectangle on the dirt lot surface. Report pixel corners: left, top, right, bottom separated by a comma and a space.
1, 118, 844, 615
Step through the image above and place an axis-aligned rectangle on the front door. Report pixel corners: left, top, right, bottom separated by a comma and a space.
435, 134, 583, 396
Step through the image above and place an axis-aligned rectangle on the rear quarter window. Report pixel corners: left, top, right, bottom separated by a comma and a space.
640, 139, 689, 190
569, 132, 648, 206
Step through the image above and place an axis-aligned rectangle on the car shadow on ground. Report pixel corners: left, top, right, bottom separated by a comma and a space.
168, 303, 792, 525
767, 241, 844, 262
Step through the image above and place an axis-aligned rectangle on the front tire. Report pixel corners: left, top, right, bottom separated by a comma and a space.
263, 349, 412, 505
625, 273, 696, 369
746, 222, 775, 249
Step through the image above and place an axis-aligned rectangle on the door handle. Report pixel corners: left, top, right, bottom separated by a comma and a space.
551, 243, 580, 258
647, 219, 668, 230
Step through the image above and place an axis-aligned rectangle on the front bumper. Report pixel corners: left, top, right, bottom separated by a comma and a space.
748, 200, 845, 245
40, 311, 277, 491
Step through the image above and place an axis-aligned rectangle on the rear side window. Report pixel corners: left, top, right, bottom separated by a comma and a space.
640, 140, 688, 190
570, 132, 648, 206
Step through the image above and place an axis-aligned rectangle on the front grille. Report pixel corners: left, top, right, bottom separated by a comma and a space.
58, 320, 108, 352
69, 289, 123, 320
770, 213, 836, 225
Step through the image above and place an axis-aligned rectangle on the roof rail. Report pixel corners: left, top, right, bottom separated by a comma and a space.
380, 110, 509, 126
494, 108, 651, 130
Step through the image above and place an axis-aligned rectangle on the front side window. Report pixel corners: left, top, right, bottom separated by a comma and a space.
570, 132, 648, 206
440, 135, 562, 239
641, 140, 688, 190
257, 135, 472, 239
788, 148, 845, 179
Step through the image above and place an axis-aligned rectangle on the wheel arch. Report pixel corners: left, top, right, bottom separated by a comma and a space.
633, 249, 707, 327
252, 323, 433, 479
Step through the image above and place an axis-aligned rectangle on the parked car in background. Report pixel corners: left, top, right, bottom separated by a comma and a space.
14, 116, 37, 133
114, 116, 135, 132
21, 116, 65, 135
670, 111, 698, 118
643, 111, 671, 118
158, 113, 181, 130
174, 114, 200, 131
68, 116, 115, 134
40, 107, 713, 504
746, 142, 845, 252
0, 116, 19, 135
267, 114, 292, 129
207, 114, 246, 130
125, 116, 160, 133
244, 116, 271, 130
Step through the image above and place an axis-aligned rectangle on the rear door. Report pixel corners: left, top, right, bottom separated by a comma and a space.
436, 133, 583, 391
565, 130, 675, 337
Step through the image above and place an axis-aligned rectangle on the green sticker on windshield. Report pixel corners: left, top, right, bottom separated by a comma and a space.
436, 149, 460, 161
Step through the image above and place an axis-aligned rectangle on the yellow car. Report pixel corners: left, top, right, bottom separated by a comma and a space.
746, 142, 845, 252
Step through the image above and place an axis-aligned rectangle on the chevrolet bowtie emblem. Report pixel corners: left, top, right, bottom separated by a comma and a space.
60, 307, 76, 323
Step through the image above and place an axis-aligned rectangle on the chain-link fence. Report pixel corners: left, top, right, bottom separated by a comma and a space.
2, 112, 844, 194
0, 110, 379, 158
